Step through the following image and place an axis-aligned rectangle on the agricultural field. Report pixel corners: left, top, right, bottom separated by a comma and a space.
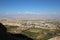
5, 25, 60, 40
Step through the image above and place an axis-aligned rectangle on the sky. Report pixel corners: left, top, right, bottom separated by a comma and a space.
0, 0, 60, 19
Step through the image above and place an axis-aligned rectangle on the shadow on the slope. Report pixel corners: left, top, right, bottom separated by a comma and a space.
0, 23, 33, 40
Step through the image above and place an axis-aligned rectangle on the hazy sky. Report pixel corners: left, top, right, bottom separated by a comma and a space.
0, 0, 60, 19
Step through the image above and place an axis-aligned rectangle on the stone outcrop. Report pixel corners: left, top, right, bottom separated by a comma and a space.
48, 36, 60, 40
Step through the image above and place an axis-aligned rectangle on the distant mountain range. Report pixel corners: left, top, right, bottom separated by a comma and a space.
0, 13, 60, 19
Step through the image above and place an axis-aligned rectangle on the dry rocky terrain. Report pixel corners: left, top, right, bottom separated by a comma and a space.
0, 18, 60, 40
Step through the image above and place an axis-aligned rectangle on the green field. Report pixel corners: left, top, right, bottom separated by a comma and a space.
6, 25, 60, 40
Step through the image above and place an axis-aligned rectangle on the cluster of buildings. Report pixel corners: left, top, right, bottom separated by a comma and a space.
0, 18, 59, 29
